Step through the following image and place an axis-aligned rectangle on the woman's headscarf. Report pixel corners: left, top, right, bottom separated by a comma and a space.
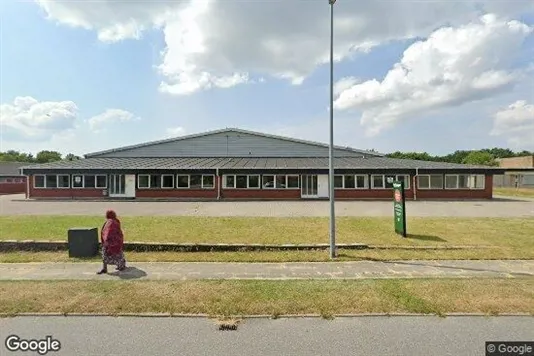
106, 209, 117, 220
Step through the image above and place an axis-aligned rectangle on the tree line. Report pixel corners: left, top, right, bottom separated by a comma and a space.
0, 147, 532, 166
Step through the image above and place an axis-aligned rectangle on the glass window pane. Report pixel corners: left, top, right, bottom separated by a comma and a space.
138, 175, 149, 188
58, 175, 70, 188
445, 175, 458, 189
96, 175, 107, 188
236, 175, 247, 188
418, 176, 429, 189
287, 175, 299, 188
45, 175, 57, 188
248, 175, 260, 188
34, 175, 45, 188
474, 175, 485, 189
430, 175, 443, 189
344, 175, 355, 189
262, 175, 274, 188
72, 175, 83, 188
385, 175, 395, 188
355, 175, 367, 188
396, 175, 409, 189
190, 175, 202, 189
334, 175, 343, 188
85, 175, 96, 188
162, 175, 174, 188
372, 175, 384, 189
177, 175, 189, 188
150, 175, 161, 189
224, 175, 234, 188
202, 175, 214, 189
275, 175, 286, 189
458, 175, 469, 188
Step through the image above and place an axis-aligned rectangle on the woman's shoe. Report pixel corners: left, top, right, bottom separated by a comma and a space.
96, 269, 108, 275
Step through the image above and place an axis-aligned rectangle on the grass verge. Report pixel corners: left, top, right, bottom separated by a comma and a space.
0, 279, 532, 316
494, 187, 534, 199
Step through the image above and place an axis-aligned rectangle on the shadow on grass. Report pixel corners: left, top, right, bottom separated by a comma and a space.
406, 234, 447, 242
108, 266, 148, 280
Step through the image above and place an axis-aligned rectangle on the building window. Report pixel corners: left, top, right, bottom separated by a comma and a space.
224, 175, 235, 188
445, 174, 485, 190
202, 175, 215, 189
177, 175, 190, 188
34, 175, 45, 188
418, 174, 444, 189
72, 175, 84, 188
248, 175, 260, 188
95, 175, 107, 188
138, 175, 150, 189
161, 175, 175, 189
371, 175, 385, 189
395, 175, 410, 189
355, 175, 368, 189
57, 175, 70, 188
262, 175, 275, 189
190, 175, 202, 189
45, 175, 58, 188
334, 175, 343, 188
83, 175, 107, 189
224, 175, 260, 189
344, 175, 356, 189
235, 175, 247, 188
287, 175, 299, 188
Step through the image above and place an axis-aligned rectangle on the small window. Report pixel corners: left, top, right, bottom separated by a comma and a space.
224, 175, 235, 189
95, 175, 107, 188
445, 175, 458, 189
371, 175, 385, 189
190, 175, 202, 189
138, 175, 150, 189
385, 175, 396, 189
287, 175, 299, 188
344, 175, 356, 189
161, 175, 175, 188
202, 175, 214, 189
177, 175, 190, 188
34, 175, 45, 188
263, 175, 275, 189
355, 175, 367, 189
46, 175, 58, 188
236, 175, 247, 188
72, 175, 84, 188
458, 175, 469, 189
396, 175, 410, 189
248, 175, 260, 188
275, 175, 286, 189
334, 175, 343, 188
418, 175, 430, 189
430, 175, 443, 189
57, 175, 70, 188
85, 175, 96, 188
149, 175, 161, 189
472, 175, 485, 189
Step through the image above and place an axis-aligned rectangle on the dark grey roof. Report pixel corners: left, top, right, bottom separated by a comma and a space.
84, 128, 384, 158
19, 157, 503, 171
0, 161, 34, 176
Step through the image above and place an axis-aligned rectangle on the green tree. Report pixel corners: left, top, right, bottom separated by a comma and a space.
461, 151, 498, 166
65, 153, 81, 161
35, 150, 63, 163
0, 150, 35, 162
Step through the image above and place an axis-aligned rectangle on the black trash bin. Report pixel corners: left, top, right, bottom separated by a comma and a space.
68, 227, 99, 258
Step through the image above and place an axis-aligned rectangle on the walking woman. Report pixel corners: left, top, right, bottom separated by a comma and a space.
97, 209, 126, 274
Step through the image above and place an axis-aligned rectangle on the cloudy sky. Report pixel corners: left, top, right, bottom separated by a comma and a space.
1, 0, 533, 156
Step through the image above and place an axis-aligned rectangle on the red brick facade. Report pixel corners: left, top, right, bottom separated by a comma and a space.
0, 177, 27, 195
26, 174, 494, 200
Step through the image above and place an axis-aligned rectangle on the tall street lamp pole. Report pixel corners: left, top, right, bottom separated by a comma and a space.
328, 0, 336, 259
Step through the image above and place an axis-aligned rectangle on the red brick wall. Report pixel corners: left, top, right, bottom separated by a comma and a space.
0, 182, 26, 195
335, 189, 415, 200
28, 176, 105, 199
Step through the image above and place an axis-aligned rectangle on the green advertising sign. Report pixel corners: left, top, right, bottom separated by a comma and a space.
393, 181, 407, 237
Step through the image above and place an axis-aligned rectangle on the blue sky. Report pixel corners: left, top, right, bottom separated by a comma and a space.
1, 0, 533, 156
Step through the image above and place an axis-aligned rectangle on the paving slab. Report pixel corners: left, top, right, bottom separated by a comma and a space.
0, 260, 532, 280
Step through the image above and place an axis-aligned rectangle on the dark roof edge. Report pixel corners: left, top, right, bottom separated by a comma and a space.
84, 128, 385, 158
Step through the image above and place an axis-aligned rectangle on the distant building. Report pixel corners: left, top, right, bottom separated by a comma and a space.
0, 162, 31, 195
20, 128, 503, 200
494, 155, 534, 188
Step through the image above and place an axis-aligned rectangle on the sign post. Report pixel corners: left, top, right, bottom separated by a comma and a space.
393, 181, 407, 237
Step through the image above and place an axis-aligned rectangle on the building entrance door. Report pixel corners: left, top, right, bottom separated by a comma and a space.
301, 175, 318, 198
108, 174, 136, 198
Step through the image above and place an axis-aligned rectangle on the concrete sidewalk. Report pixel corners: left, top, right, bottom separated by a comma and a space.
0, 260, 533, 280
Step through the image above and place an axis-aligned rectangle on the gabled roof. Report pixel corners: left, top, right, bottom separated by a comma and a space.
84, 128, 384, 158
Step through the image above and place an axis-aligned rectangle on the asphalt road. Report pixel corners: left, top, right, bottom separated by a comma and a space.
1, 316, 533, 356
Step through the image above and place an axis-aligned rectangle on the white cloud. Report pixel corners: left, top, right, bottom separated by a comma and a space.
0, 96, 78, 141
34, 0, 534, 96
334, 76, 360, 97
491, 100, 534, 148
334, 14, 533, 136
87, 109, 140, 132
165, 126, 186, 137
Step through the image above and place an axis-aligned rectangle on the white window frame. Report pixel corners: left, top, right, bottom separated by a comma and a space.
286, 175, 300, 189
72, 174, 84, 188
395, 175, 411, 190
262, 175, 276, 189
445, 174, 485, 190
417, 174, 444, 190
137, 174, 150, 189
223, 174, 261, 189
202, 175, 215, 189
57, 174, 70, 189
247, 175, 261, 189
371, 175, 386, 189
176, 175, 190, 189
355, 174, 368, 189
33, 174, 46, 189
161, 174, 175, 189
189, 174, 203, 189
95, 175, 108, 189
334, 175, 344, 189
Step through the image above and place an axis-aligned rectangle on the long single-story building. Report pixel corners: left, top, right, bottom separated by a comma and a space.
20, 128, 504, 200
0, 162, 31, 195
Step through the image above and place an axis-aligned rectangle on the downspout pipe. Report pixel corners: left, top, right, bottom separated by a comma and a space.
413, 168, 419, 201
216, 168, 221, 201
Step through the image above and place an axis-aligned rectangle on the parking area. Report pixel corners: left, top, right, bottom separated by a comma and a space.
0, 194, 533, 217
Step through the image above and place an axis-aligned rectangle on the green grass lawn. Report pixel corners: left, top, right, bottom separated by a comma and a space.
1, 216, 532, 261
1, 279, 532, 316
495, 187, 534, 198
